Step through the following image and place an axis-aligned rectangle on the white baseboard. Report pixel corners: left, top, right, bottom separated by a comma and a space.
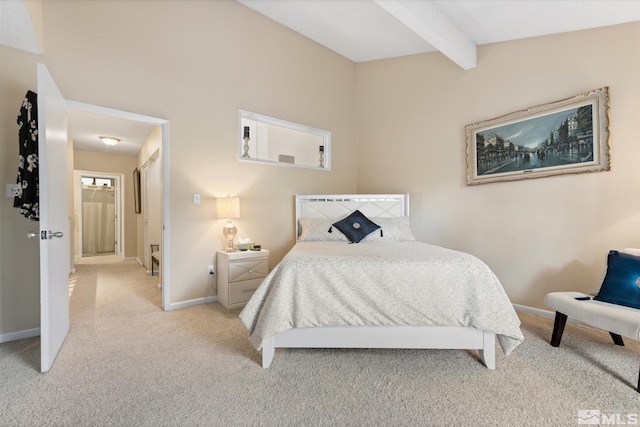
512, 303, 554, 319
0, 327, 40, 343
512, 303, 591, 328
166, 296, 217, 311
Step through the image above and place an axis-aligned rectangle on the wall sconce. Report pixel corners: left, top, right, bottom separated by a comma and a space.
99, 136, 120, 146
217, 196, 240, 252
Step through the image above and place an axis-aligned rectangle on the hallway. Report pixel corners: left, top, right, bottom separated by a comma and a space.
72, 255, 162, 316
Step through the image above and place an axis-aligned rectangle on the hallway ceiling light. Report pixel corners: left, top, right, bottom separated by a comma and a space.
99, 136, 120, 146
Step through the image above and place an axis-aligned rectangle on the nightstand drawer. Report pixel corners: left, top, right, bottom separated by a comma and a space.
228, 259, 268, 283
229, 278, 263, 305
217, 249, 269, 309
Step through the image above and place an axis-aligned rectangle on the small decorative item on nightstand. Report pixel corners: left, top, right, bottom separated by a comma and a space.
236, 241, 253, 251
216, 249, 269, 309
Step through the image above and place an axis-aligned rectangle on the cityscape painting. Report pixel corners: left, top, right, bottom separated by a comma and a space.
465, 87, 610, 185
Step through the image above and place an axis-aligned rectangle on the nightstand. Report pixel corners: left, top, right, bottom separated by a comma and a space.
216, 249, 269, 309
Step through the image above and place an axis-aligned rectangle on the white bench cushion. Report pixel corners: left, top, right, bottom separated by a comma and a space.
545, 291, 640, 341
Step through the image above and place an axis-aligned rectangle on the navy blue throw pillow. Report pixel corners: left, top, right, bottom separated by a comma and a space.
332, 210, 380, 243
594, 250, 640, 310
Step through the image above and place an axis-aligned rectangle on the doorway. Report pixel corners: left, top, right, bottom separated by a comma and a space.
75, 172, 123, 259
67, 100, 170, 310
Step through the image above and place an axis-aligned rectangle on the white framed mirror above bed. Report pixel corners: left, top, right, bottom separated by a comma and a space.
238, 110, 331, 171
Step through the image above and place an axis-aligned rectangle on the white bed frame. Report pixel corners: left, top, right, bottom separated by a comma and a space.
261, 194, 496, 369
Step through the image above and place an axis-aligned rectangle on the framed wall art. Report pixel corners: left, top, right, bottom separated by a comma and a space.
133, 167, 141, 214
465, 87, 610, 185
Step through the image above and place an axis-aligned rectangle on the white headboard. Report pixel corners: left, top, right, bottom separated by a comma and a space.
295, 194, 409, 238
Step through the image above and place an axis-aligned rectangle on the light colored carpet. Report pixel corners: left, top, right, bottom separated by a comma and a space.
1, 257, 638, 426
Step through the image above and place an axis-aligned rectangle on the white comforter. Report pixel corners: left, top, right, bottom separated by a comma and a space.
239, 241, 524, 355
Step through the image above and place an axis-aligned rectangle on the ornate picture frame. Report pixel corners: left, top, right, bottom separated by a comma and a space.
465, 87, 610, 185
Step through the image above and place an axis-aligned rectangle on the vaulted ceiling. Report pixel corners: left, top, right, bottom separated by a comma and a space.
238, 0, 640, 69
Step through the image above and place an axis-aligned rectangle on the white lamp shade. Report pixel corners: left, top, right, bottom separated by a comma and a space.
217, 197, 240, 219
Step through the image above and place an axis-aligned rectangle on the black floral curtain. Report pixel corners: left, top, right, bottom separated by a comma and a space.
13, 90, 39, 221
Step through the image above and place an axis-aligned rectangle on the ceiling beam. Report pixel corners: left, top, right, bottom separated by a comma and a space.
374, 0, 477, 70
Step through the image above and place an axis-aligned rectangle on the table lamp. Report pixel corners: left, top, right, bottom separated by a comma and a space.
217, 196, 240, 251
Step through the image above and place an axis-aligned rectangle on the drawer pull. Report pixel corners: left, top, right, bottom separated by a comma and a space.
243, 288, 258, 293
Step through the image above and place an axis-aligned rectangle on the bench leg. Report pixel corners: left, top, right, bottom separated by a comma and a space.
550, 312, 568, 347
609, 332, 624, 346
549, 312, 636, 392
607, 333, 636, 392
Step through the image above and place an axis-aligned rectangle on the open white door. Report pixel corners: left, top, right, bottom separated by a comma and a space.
37, 63, 70, 372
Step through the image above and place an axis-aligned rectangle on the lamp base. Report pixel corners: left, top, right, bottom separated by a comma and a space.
223, 221, 237, 252
225, 236, 235, 252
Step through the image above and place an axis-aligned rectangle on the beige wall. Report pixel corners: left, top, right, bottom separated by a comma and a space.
40, 1, 357, 305
73, 150, 138, 259
0, 0, 357, 334
356, 22, 640, 308
0, 46, 41, 337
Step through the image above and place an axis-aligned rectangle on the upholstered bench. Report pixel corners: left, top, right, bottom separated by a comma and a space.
545, 249, 640, 392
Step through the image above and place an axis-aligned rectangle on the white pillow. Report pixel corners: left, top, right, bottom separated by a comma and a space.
298, 217, 348, 241
362, 216, 416, 242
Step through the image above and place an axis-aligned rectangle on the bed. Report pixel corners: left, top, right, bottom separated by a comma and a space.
239, 194, 524, 369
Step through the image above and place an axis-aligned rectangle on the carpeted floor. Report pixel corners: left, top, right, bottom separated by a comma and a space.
1, 256, 638, 426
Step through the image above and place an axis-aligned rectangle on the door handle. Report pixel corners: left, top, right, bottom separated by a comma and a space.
48, 231, 64, 239
27, 232, 39, 239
